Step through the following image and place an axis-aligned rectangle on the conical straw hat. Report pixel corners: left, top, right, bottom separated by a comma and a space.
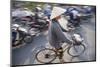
50, 7, 66, 19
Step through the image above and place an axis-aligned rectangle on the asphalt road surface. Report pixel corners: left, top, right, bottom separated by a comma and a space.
12, 15, 96, 65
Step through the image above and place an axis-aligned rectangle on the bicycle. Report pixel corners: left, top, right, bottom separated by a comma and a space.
35, 34, 86, 63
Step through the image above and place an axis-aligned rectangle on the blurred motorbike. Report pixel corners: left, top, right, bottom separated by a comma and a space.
65, 7, 94, 27
12, 23, 36, 49
26, 12, 50, 33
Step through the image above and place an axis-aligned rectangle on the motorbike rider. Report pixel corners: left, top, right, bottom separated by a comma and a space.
20, 8, 34, 22
67, 7, 81, 26
12, 23, 27, 46
33, 6, 49, 30
12, 4, 23, 22
43, 4, 52, 19
12, 24, 20, 46
82, 6, 93, 14
48, 7, 72, 63
12, 7, 34, 23
34, 5, 42, 23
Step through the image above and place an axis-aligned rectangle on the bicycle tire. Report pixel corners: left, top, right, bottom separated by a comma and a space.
36, 48, 57, 63
67, 44, 86, 57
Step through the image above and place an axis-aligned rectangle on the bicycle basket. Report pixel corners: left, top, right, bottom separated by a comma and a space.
72, 34, 83, 45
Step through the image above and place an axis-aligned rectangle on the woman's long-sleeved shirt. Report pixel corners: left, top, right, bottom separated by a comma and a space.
48, 20, 72, 48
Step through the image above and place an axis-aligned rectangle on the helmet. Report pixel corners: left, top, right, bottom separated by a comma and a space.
12, 24, 20, 31
44, 4, 51, 9
23, 8, 29, 10
12, 24, 20, 28
35, 7, 42, 12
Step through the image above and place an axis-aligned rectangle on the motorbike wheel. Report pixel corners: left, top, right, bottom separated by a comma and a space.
24, 35, 33, 44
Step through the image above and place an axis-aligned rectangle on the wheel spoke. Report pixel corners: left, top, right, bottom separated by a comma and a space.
74, 46, 78, 52
36, 49, 56, 63
67, 44, 85, 57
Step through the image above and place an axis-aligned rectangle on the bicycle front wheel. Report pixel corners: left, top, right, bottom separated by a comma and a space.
67, 44, 86, 57
36, 48, 57, 63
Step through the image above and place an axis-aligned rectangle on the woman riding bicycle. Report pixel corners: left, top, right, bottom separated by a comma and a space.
48, 7, 72, 63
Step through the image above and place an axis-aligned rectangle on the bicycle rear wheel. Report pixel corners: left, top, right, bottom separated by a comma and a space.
36, 48, 57, 63
67, 44, 86, 57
